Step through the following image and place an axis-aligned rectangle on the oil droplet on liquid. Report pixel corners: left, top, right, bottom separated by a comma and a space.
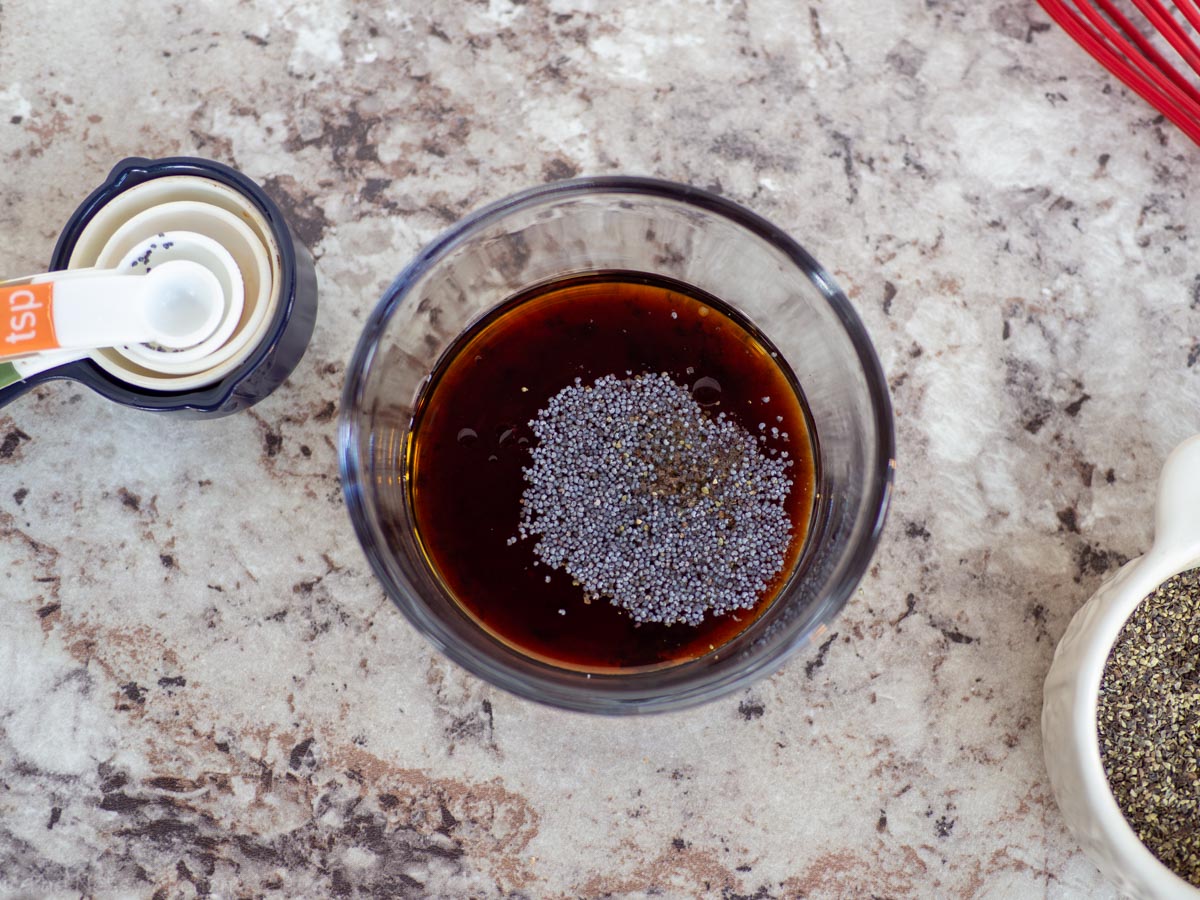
691, 376, 722, 407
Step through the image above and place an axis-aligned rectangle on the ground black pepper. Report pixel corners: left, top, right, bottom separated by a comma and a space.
1098, 567, 1200, 885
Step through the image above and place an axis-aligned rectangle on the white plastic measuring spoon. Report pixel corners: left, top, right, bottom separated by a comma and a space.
0, 260, 223, 361
109, 229, 245, 368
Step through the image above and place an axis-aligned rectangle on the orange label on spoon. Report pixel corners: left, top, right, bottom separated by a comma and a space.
0, 282, 56, 354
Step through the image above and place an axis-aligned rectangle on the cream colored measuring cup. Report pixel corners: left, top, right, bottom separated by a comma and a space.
1043, 434, 1200, 900
65, 175, 281, 393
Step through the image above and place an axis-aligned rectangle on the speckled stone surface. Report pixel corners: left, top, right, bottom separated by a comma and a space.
2, 1, 1199, 897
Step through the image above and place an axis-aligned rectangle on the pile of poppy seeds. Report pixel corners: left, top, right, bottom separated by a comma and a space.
1098, 567, 1200, 886
514, 372, 793, 626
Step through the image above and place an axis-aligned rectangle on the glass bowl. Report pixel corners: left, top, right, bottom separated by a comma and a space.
339, 177, 894, 713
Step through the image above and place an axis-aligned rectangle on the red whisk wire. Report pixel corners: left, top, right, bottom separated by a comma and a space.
1082, 0, 1200, 111
1130, 0, 1200, 75
1175, 0, 1200, 36
1036, 0, 1200, 146
1094, 0, 1200, 103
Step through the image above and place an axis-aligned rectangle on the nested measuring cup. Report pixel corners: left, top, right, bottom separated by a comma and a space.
1043, 434, 1200, 900
0, 156, 317, 417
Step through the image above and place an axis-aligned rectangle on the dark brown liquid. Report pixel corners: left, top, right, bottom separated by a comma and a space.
407, 272, 817, 672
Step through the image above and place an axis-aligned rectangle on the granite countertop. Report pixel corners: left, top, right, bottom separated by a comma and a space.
2, 1, 1198, 897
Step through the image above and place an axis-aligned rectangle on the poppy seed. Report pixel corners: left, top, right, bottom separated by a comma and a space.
515, 372, 793, 626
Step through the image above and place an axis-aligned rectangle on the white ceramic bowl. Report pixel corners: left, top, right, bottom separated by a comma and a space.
1043, 434, 1200, 900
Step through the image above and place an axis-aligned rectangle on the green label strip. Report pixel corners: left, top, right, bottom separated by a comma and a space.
0, 362, 23, 391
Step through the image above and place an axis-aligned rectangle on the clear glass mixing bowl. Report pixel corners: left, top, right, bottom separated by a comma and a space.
340, 177, 894, 713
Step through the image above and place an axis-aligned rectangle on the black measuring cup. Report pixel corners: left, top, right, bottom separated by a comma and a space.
0, 156, 317, 418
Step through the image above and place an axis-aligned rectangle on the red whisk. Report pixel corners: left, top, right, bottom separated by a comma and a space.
1036, 0, 1200, 145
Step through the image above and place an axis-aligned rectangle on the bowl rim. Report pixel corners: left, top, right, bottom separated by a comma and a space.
338, 175, 896, 713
